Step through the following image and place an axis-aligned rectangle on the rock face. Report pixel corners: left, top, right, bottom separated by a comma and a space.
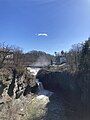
36, 69, 81, 103
0, 68, 38, 102
7, 69, 17, 97
0, 68, 66, 120
37, 69, 70, 91
28, 93, 66, 120
1, 68, 89, 120
0, 81, 5, 97
36, 69, 90, 120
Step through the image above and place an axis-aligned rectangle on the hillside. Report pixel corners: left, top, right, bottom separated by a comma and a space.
23, 50, 54, 66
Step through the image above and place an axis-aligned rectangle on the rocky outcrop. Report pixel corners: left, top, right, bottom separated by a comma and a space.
36, 69, 81, 103
36, 69, 90, 120
0, 68, 38, 102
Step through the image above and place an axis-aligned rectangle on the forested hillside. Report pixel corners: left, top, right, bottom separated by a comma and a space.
23, 50, 54, 66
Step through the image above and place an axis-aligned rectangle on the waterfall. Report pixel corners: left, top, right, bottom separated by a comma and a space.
36, 79, 53, 97
26, 66, 53, 97
27, 67, 40, 76
37, 82, 44, 91
36, 79, 44, 91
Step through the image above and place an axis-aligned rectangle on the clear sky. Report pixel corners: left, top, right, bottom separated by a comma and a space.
0, 0, 90, 54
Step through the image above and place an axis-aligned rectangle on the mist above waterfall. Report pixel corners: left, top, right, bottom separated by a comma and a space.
33, 56, 50, 67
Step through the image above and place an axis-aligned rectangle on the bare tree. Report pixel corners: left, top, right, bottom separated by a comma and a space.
0, 43, 13, 69
66, 43, 83, 72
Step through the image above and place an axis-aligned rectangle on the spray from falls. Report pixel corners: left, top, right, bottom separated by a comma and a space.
32, 56, 50, 67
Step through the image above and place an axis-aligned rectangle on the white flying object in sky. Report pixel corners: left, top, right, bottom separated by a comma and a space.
35, 33, 48, 37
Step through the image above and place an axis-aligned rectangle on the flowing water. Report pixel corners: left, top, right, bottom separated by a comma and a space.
27, 67, 53, 97
36, 79, 53, 98
27, 67, 41, 76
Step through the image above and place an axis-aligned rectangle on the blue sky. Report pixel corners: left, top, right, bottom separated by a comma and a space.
0, 0, 90, 54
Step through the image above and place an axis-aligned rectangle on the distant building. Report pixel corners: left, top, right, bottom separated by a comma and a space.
55, 51, 67, 65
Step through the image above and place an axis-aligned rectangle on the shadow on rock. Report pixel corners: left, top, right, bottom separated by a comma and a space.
43, 93, 66, 120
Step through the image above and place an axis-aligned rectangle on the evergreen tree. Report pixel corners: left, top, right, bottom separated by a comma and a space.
79, 38, 90, 71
